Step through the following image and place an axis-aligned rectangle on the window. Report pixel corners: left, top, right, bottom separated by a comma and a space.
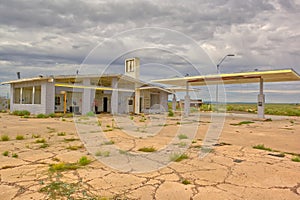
34, 86, 41, 104
126, 59, 134, 72
22, 87, 32, 104
55, 96, 61, 106
13, 88, 21, 104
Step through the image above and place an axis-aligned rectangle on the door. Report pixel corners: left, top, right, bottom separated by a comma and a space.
103, 97, 108, 112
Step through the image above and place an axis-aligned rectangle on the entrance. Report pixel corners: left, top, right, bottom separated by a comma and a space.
103, 97, 108, 112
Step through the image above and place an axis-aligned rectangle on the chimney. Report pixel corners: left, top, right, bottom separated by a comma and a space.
17, 72, 21, 79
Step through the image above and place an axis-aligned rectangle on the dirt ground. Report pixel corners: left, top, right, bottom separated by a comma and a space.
0, 112, 299, 200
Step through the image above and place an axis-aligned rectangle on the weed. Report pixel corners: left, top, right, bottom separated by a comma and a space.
1, 135, 10, 141
86, 111, 95, 117
106, 124, 111, 128
49, 162, 79, 172
168, 110, 174, 117
103, 128, 113, 132
170, 153, 188, 162
64, 138, 79, 142
178, 142, 187, 147
12, 110, 30, 116
66, 145, 83, 150
95, 150, 110, 157
40, 143, 49, 148
176, 121, 181, 125
57, 132, 66, 136
181, 179, 191, 185
78, 156, 91, 166
291, 156, 300, 162
16, 135, 24, 140
48, 113, 55, 118
98, 120, 102, 126
192, 140, 197, 144
12, 153, 18, 158
102, 140, 115, 145
129, 116, 134, 120
36, 138, 46, 143
253, 144, 272, 151
2, 151, 9, 156
36, 113, 48, 118
46, 127, 56, 133
178, 134, 188, 140
230, 121, 254, 126
32, 134, 40, 138
138, 146, 157, 152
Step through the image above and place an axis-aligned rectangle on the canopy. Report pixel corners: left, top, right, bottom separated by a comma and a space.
152, 69, 300, 86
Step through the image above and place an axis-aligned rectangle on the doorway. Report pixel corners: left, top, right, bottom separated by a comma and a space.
103, 97, 108, 112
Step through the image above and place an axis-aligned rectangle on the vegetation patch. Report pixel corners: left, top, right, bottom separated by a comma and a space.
32, 134, 41, 138
66, 145, 83, 150
47, 127, 56, 133
12, 153, 18, 158
102, 140, 115, 145
178, 134, 188, 140
230, 121, 254, 126
170, 153, 189, 162
16, 135, 25, 140
49, 156, 91, 172
57, 132, 66, 136
40, 143, 49, 148
36, 138, 46, 143
181, 179, 191, 185
12, 110, 30, 116
36, 113, 48, 118
64, 138, 79, 142
168, 110, 174, 117
2, 151, 9, 156
86, 111, 95, 117
95, 150, 110, 157
253, 144, 272, 151
138, 146, 157, 152
291, 156, 300, 162
1, 135, 10, 141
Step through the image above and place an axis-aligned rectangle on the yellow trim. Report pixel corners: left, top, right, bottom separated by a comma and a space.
54, 83, 135, 92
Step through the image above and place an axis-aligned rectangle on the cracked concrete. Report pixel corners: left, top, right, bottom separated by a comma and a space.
0, 112, 300, 199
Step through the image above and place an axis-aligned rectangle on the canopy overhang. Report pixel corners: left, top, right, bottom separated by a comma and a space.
152, 69, 300, 86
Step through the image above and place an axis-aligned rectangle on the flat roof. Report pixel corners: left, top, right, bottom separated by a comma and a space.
152, 69, 300, 86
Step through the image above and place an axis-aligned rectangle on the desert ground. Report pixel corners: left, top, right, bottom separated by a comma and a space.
0, 111, 299, 200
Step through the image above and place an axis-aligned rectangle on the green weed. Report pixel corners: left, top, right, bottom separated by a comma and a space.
253, 144, 272, 151
16, 135, 24, 140
178, 134, 188, 140
1, 135, 10, 141
170, 153, 189, 162
138, 146, 157, 152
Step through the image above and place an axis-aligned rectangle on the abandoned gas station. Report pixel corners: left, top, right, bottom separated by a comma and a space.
2, 56, 300, 119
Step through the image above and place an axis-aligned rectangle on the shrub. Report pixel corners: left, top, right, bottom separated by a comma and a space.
57, 132, 66, 136
170, 153, 189, 162
78, 156, 91, 166
253, 144, 272, 151
168, 110, 174, 117
36, 138, 46, 143
178, 134, 188, 140
2, 151, 9, 156
40, 143, 49, 148
102, 140, 114, 145
86, 111, 95, 117
138, 146, 157, 152
12, 110, 30, 116
66, 145, 83, 150
32, 134, 41, 138
16, 135, 25, 140
37, 113, 48, 118
48, 113, 56, 118
1, 135, 10, 141
12, 153, 18, 158
181, 179, 191, 185
291, 156, 300, 162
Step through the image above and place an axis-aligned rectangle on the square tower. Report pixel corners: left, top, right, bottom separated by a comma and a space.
125, 58, 140, 80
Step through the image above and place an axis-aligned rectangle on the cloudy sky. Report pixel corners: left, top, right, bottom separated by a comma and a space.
0, 0, 299, 103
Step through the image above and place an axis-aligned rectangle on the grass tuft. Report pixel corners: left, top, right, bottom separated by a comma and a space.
230, 121, 254, 126
138, 146, 157, 152
253, 144, 272, 151
16, 135, 25, 140
78, 156, 91, 166
170, 153, 189, 162
181, 179, 191, 185
36, 138, 46, 143
57, 132, 66, 136
1, 135, 10, 141
291, 156, 300, 162
2, 151, 9, 156
178, 134, 188, 140
102, 140, 115, 145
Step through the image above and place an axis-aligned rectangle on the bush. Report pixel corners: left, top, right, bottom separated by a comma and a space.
168, 110, 174, 117
37, 113, 48, 118
78, 156, 91, 166
2, 151, 9, 156
86, 111, 95, 117
170, 153, 189, 162
138, 146, 157, 152
1, 135, 10, 141
12, 110, 30, 116
16, 135, 25, 140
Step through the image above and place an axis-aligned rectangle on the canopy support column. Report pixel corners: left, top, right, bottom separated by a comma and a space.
184, 82, 190, 116
257, 77, 265, 119
172, 94, 176, 111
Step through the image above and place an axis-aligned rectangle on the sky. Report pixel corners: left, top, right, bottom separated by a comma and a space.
0, 0, 299, 103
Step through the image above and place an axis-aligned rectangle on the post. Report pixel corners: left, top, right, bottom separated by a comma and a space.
172, 93, 177, 111
184, 82, 190, 116
257, 78, 265, 119
32, 86, 35, 104
111, 77, 119, 114
63, 92, 67, 114
134, 88, 140, 114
